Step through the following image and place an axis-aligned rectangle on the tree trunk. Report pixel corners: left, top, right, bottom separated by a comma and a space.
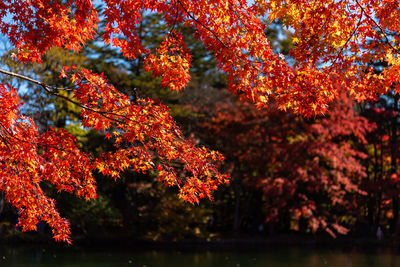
391, 94, 399, 235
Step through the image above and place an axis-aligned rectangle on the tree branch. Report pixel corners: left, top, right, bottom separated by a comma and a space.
0, 68, 67, 91
0, 68, 127, 124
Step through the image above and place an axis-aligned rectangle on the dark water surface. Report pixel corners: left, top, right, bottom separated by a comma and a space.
1, 244, 400, 267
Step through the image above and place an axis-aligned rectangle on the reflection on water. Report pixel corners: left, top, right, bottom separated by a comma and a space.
0, 245, 400, 267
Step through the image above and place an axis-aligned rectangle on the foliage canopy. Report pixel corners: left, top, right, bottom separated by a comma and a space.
0, 0, 399, 242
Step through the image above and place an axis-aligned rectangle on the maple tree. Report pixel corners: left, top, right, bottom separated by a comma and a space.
0, 0, 400, 242
193, 89, 373, 236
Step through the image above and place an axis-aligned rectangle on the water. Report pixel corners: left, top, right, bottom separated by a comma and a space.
1, 244, 400, 267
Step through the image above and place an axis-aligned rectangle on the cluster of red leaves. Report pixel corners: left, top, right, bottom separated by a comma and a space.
0, 84, 96, 243
0, 0, 98, 63
145, 32, 192, 92
255, 0, 400, 108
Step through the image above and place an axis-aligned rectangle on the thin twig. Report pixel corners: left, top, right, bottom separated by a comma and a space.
0, 132, 11, 151
168, 0, 181, 33
176, 0, 230, 50
354, 0, 399, 53
0, 122, 62, 150
321, 9, 364, 87
329, 9, 364, 71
